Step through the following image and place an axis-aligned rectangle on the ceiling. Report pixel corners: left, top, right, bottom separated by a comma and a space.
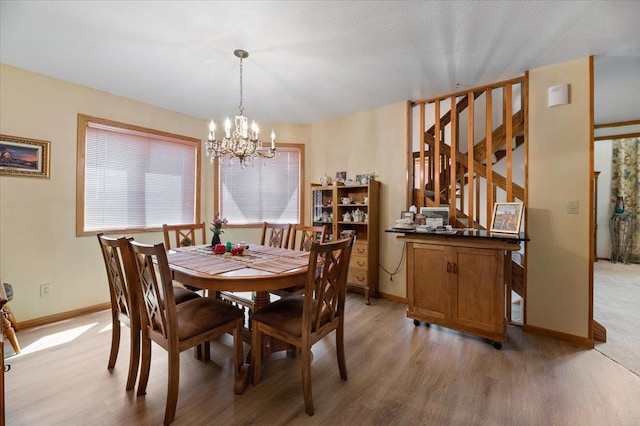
1, 1, 639, 125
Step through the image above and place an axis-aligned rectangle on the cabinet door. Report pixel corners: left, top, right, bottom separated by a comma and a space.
408, 243, 450, 320
311, 187, 334, 240
451, 247, 504, 333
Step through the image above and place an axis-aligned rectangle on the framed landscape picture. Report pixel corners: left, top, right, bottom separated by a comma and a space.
0, 134, 50, 178
490, 202, 523, 234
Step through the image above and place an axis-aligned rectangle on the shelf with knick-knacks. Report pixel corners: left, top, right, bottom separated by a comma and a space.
310, 180, 380, 303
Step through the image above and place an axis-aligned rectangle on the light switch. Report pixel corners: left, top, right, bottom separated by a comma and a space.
567, 200, 579, 214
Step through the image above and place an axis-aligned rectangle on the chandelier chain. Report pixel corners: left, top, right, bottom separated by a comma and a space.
238, 56, 244, 116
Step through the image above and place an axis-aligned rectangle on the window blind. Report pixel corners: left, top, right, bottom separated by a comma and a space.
84, 122, 197, 231
220, 148, 301, 224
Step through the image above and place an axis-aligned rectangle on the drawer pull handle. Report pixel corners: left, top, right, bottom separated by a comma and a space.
356, 276, 365, 282
357, 261, 366, 267
356, 248, 366, 254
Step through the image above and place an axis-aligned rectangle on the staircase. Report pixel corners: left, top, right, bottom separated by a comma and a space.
411, 77, 527, 311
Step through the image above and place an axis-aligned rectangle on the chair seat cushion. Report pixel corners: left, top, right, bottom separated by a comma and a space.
176, 297, 243, 341
252, 295, 330, 337
173, 285, 201, 304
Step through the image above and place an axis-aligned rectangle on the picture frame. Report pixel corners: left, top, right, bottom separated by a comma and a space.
335, 171, 346, 183
490, 202, 523, 234
419, 206, 450, 227
356, 173, 370, 185
400, 211, 414, 221
0, 134, 51, 178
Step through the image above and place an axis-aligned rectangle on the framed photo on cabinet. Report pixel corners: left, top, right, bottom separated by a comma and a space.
419, 206, 450, 227
490, 202, 523, 234
400, 211, 414, 220
0, 134, 50, 178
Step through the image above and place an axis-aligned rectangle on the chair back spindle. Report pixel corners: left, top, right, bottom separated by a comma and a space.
260, 222, 292, 248
162, 223, 206, 249
290, 224, 326, 252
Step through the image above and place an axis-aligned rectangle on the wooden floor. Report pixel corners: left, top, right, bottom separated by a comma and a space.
5, 293, 640, 425
594, 260, 640, 376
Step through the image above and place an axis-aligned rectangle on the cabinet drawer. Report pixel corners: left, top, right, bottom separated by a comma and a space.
350, 255, 368, 270
348, 268, 368, 286
353, 242, 368, 257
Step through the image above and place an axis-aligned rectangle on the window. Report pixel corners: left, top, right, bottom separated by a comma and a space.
76, 114, 200, 236
217, 144, 304, 225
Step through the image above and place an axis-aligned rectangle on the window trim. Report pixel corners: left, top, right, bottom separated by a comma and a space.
76, 113, 201, 236
213, 143, 305, 228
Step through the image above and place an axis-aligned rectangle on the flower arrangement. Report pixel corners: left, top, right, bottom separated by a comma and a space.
210, 213, 228, 235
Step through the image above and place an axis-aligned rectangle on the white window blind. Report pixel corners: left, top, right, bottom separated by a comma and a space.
84, 122, 197, 231
220, 147, 301, 224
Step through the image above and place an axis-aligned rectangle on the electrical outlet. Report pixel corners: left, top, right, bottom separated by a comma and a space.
566, 200, 579, 214
40, 283, 51, 298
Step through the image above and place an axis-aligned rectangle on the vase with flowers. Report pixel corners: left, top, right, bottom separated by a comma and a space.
210, 213, 228, 247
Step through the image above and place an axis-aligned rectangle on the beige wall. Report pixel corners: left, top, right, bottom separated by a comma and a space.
308, 102, 409, 298
527, 57, 592, 338
0, 64, 309, 321
2, 58, 595, 342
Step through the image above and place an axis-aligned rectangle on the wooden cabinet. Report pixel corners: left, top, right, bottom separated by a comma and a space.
401, 233, 521, 348
311, 181, 379, 304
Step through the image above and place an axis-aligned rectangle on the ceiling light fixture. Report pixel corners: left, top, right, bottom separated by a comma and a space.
206, 49, 275, 168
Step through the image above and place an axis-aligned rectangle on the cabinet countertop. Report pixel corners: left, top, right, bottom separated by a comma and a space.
385, 228, 529, 243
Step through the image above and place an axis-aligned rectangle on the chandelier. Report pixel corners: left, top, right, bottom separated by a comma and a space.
206, 49, 276, 168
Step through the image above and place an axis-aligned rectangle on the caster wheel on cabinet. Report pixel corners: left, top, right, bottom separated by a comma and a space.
492, 341, 503, 350
413, 319, 421, 326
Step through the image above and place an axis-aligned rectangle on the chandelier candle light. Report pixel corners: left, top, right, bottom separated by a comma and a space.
206, 49, 276, 168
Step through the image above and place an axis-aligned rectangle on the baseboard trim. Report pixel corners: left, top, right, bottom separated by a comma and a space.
593, 319, 607, 342
17, 302, 111, 330
523, 323, 594, 348
378, 292, 407, 304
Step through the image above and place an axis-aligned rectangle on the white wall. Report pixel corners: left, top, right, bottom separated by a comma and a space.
527, 57, 592, 339
594, 140, 613, 258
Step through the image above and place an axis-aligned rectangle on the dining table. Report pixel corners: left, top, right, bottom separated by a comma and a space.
165, 243, 311, 393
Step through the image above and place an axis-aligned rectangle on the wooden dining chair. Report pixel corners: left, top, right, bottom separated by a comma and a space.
270, 224, 326, 299
251, 237, 355, 416
126, 240, 244, 425
289, 224, 326, 252
260, 222, 292, 248
97, 234, 201, 392
97, 234, 141, 391
162, 223, 206, 250
162, 223, 209, 295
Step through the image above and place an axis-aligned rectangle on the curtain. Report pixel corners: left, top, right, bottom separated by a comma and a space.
611, 137, 640, 263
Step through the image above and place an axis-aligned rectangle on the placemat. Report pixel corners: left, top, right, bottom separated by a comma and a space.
247, 246, 309, 257
167, 251, 245, 275
250, 255, 310, 273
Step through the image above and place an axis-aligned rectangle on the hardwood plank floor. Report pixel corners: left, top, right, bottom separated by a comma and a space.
5, 293, 640, 425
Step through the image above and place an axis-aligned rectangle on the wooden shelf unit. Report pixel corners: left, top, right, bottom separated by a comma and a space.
311, 181, 380, 304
